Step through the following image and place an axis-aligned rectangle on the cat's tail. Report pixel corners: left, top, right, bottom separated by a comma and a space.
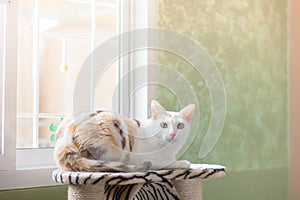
55, 145, 151, 172
90, 159, 152, 172
62, 157, 151, 172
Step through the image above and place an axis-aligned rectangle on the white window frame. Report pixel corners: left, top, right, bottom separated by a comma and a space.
119, 0, 151, 119
0, 0, 18, 171
119, 0, 157, 120
0, 0, 154, 190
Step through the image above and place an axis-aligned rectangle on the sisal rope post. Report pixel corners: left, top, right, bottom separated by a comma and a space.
68, 185, 105, 200
173, 179, 202, 200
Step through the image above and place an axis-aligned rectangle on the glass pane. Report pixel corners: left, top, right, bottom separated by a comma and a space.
17, 0, 34, 111
39, 0, 91, 38
39, 36, 89, 113
16, 118, 33, 148
17, 0, 35, 149
94, 5, 117, 46
17, 34, 33, 113
17, 0, 34, 149
17, 0, 119, 148
94, 62, 117, 109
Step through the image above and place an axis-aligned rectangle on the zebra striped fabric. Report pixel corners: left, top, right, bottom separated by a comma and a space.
105, 181, 179, 200
53, 164, 225, 200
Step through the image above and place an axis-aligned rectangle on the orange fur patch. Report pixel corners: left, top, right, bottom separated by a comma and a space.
124, 119, 136, 151
69, 123, 77, 134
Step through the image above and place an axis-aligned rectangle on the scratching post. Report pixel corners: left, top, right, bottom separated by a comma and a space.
53, 164, 225, 200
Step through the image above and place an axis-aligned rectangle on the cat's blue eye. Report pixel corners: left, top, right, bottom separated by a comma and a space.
160, 122, 168, 128
177, 123, 184, 129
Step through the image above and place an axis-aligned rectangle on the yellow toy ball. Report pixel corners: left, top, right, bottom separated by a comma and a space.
60, 64, 69, 72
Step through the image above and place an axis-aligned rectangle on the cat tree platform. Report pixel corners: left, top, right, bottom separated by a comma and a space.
52, 164, 225, 200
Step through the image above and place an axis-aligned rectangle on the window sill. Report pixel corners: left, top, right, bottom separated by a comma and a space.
0, 167, 59, 190
16, 148, 55, 170
0, 148, 59, 190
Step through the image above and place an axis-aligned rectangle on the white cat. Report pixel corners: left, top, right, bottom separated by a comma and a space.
54, 100, 195, 172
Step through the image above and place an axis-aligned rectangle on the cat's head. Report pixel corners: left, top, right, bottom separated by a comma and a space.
151, 100, 195, 143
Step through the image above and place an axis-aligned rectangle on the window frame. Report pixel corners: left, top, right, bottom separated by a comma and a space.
118, 0, 151, 119
0, 0, 18, 172
0, 0, 153, 190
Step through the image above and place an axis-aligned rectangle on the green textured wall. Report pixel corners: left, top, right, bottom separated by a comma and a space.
156, 0, 288, 199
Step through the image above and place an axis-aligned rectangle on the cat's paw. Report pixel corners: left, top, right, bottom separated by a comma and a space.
143, 161, 152, 170
137, 161, 152, 171
177, 160, 190, 168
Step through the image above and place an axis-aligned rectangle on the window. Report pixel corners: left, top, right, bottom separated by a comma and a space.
0, 0, 150, 190
16, 0, 119, 170
17, 0, 119, 149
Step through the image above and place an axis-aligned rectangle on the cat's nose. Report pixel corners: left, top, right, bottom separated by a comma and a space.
170, 133, 176, 139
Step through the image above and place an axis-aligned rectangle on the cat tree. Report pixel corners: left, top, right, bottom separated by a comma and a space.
52, 164, 225, 200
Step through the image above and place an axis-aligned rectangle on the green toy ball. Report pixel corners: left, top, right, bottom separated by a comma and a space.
49, 123, 58, 132
50, 133, 56, 142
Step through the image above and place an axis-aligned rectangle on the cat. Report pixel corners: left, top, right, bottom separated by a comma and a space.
54, 100, 195, 172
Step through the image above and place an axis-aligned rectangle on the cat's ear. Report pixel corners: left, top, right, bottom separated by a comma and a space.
151, 100, 167, 120
179, 104, 195, 124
